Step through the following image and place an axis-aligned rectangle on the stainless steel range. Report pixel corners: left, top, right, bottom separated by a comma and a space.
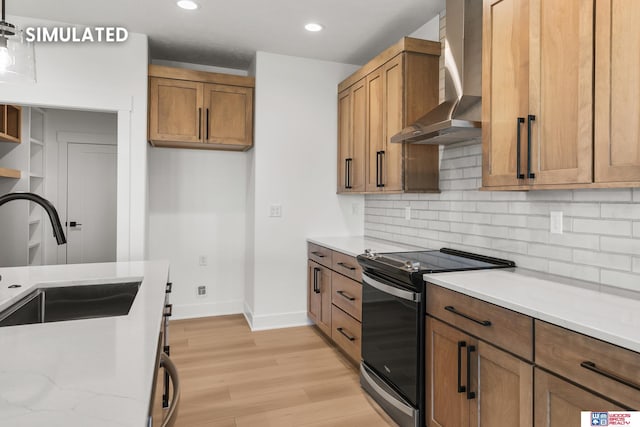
357, 248, 514, 427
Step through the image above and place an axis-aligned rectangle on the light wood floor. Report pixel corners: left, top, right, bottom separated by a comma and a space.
154, 315, 396, 427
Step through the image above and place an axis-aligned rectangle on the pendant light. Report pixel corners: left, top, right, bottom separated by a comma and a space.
0, 0, 36, 83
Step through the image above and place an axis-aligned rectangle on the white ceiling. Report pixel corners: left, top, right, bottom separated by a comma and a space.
8, 0, 444, 70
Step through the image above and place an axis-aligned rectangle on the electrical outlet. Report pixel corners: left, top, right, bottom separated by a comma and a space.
405, 206, 411, 220
269, 204, 282, 217
196, 285, 207, 297
550, 211, 563, 234
198, 255, 208, 266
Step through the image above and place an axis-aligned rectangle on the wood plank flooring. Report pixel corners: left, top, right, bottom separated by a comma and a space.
153, 315, 395, 427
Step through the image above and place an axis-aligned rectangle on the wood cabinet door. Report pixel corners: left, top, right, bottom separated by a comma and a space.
426, 318, 471, 427
337, 88, 351, 193
382, 55, 404, 192
534, 369, 624, 427
482, 0, 530, 188
308, 260, 332, 336
471, 341, 533, 427
366, 68, 384, 192
350, 79, 367, 192
203, 83, 253, 148
149, 78, 203, 143
594, 0, 640, 183
528, 0, 593, 185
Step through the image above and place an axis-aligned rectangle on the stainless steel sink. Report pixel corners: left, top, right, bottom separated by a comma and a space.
0, 282, 141, 327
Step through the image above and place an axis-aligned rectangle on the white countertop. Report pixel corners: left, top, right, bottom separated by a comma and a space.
307, 236, 425, 257
424, 268, 640, 353
0, 260, 170, 427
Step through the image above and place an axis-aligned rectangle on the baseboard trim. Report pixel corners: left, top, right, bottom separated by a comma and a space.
172, 299, 244, 320
243, 304, 312, 331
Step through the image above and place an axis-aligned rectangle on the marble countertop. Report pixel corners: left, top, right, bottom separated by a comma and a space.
0, 260, 170, 427
307, 235, 426, 257
424, 268, 640, 353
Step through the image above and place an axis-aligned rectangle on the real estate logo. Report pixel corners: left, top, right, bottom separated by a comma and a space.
24, 26, 128, 43
582, 411, 640, 426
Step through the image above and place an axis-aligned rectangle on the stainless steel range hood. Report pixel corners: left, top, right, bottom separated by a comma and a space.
391, 0, 482, 145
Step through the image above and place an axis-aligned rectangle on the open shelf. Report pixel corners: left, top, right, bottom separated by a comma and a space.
0, 167, 21, 179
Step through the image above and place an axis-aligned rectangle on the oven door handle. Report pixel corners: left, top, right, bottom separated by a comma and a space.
362, 274, 421, 302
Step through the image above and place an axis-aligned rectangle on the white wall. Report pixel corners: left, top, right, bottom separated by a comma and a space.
410, 14, 441, 41
42, 109, 118, 265
0, 15, 148, 262
245, 52, 363, 330
147, 148, 247, 319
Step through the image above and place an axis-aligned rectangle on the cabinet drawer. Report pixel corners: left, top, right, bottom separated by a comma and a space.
308, 243, 332, 268
331, 305, 361, 363
331, 251, 362, 282
331, 272, 362, 321
426, 284, 533, 361
535, 320, 640, 408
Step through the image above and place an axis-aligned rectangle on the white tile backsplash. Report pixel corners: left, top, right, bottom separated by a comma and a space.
364, 142, 640, 291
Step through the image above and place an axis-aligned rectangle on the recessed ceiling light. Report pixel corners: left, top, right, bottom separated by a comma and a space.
177, 0, 198, 10
305, 23, 324, 32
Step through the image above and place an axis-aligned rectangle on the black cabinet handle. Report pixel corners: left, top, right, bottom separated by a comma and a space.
337, 327, 356, 341
377, 151, 385, 187
344, 159, 349, 189
444, 306, 492, 327
313, 267, 321, 293
206, 108, 210, 140
198, 107, 202, 140
165, 282, 172, 294
375, 151, 381, 187
527, 114, 536, 179
337, 262, 356, 271
467, 345, 476, 400
516, 117, 525, 179
347, 158, 353, 189
311, 251, 325, 258
164, 304, 173, 317
580, 361, 640, 392
336, 290, 356, 301
457, 341, 467, 393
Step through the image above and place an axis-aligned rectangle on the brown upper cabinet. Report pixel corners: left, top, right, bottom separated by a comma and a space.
148, 65, 254, 151
0, 104, 21, 143
482, 0, 640, 190
337, 37, 441, 194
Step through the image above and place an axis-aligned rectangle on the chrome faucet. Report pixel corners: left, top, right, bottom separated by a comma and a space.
0, 192, 67, 245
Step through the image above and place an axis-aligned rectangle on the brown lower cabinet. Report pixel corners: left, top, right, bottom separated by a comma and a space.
425, 317, 533, 427
307, 243, 362, 364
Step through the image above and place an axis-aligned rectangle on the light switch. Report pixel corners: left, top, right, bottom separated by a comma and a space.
269, 204, 282, 217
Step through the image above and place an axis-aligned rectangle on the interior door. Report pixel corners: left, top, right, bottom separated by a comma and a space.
66, 143, 117, 264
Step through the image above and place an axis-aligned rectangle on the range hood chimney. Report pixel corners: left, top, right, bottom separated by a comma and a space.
391, 0, 482, 145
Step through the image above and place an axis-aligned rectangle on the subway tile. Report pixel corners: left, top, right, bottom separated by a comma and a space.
441, 156, 477, 170
634, 188, 640, 202
418, 228, 439, 240
463, 190, 492, 201
509, 228, 550, 244
477, 202, 509, 213
527, 216, 550, 230
572, 249, 631, 271
440, 169, 464, 180
450, 223, 509, 239
366, 200, 395, 208
528, 243, 572, 261
509, 202, 550, 215
409, 201, 430, 210
601, 236, 640, 256
548, 233, 600, 250
491, 191, 528, 201
463, 144, 482, 156
633, 257, 640, 273
450, 201, 477, 212
417, 210, 439, 220
461, 234, 493, 249
441, 179, 478, 191
463, 167, 482, 179
439, 191, 464, 201
634, 222, 640, 238
385, 208, 404, 218
439, 211, 463, 222
463, 212, 493, 225
429, 201, 451, 211
428, 220, 451, 231
549, 261, 600, 283
549, 203, 600, 218
508, 254, 549, 272
490, 214, 528, 228
572, 219, 632, 237
365, 222, 386, 232
600, 270, 640, 292
441, 145, 466, 160
366, 207, 387, 216
601, 203, 640, 219
408, 219, 430, 229
573, 188, 632, 202
438, 231, 463, 244
526, 190, 573, 202
491, 239, 528, 254
393, 201, 411, 209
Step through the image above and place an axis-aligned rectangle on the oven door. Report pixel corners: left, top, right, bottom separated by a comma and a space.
360, 271, 423, 427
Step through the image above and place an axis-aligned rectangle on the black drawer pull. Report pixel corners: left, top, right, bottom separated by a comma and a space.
165, 282, 172, 294
164, 304, 173, 317
467, 345, 476, 400
457, 341, 466, 393
336, 290, 356, 301
444, 306, 492, 327
313, 267, 321, 294
337, 327, 356, 341
337, 262, 356, 271
311, 251, 326, 258
580, 361, 640, 392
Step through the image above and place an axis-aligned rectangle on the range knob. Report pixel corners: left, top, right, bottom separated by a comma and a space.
404, 261, 420, 271
364, 249, 379, 259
